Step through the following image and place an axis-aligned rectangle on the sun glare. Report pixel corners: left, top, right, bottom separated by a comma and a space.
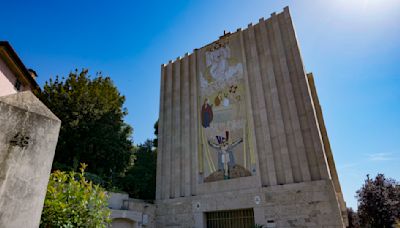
335, 0, 400, 13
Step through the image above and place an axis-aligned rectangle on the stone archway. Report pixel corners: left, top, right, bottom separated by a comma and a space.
110, 218, 136, 228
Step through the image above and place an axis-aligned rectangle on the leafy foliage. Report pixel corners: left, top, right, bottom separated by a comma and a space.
347, 207, 360, 228
120, 140, 156, 200
36, 69, 134, 186
356, 173, 400, 228
153, 120, 158, 148
40, 163, 111, 228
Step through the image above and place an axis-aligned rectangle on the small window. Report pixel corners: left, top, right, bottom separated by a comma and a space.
14, 79, 21, 91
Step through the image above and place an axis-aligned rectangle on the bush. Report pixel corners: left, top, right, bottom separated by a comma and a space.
40, 163, 111, 228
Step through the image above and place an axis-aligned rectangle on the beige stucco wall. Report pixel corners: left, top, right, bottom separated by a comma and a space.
0, 58, 20, 96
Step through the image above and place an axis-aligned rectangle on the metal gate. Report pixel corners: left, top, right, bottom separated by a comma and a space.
205, 208, 255, 228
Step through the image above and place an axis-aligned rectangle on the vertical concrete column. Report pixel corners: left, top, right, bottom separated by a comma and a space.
0, 92, 61, 228
239, 29, 263, 186
172, 58, 181, 198
270, 12, 296, 184
189, 51, 198, 195
263, 17, 291, 184
162, 62, 173, 200
278, 9, 312, 182
275, 13, 311, 182
281, 7, 320, 180
258, 19, 284, 186
282, 7, 330, 180
246, 22, 277, 186
182, 53, 191, 197
195, 50, 204, 183
307, 73, 348, 224
156, 65, 166, 200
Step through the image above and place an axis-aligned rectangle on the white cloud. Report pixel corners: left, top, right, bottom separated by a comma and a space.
339, 162, 359, 169
367, 152, 394, 161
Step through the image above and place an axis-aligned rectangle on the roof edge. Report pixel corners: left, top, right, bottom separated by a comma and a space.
0, 41, 40, 90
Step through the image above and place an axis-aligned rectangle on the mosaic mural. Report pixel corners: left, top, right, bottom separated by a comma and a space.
198, 34, 256, 182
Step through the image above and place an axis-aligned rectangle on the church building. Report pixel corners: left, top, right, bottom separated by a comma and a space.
155, 7, 347, 227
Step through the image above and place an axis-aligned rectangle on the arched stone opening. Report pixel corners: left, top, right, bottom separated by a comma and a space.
110, 218, 136, 228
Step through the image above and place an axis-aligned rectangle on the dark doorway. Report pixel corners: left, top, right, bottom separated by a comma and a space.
205, 208, 255, 228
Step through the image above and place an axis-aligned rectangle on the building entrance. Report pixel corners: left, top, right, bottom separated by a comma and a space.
205, 208, 255, 228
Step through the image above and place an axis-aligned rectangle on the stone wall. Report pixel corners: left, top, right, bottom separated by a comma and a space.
156, 180, 343, 227
0, 91, 61, 228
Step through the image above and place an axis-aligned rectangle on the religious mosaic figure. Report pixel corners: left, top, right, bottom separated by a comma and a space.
208, 131, 243, 179
214, 92, 223, 107
205, 45, 243, 82
201, 98, 213, 128
199, 39, 255, 182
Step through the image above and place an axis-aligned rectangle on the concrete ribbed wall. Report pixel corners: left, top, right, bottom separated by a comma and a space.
157, 7, 340, 202
156, 51, 200, 200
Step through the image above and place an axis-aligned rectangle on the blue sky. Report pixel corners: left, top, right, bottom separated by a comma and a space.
2, 0, 399, 209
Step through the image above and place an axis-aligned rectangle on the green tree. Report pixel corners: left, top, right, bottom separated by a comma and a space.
356, 174, 400, 228
153, 120, 158, 148
346, 207, 360, 228
40, 163, 111, 228
120, 140, 156, 200
36, 69, 134, 186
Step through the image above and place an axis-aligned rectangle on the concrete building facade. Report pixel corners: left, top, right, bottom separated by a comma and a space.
108, 193, 156, 228
156, 7, 347, 227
